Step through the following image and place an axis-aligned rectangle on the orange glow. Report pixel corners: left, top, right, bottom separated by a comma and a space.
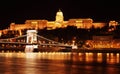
0, 52, 120, 65
116, 53, 119, 63
37, 52, 72, 60
0, 10, 109, 34
85, 53, 93, 62
97, 53, 102, 63
107, 53, 120, 64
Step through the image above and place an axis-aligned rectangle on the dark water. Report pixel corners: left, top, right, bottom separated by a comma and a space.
0, 52, 120, 74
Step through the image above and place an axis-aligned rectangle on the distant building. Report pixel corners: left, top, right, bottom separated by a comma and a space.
9, 10, 107, 30
108, 20, 118, 31
109, 20, 118, 27
68, 18, 93, 29
0, 9, 111, 35
86, 35, 120, 48
93, 23, 106, 28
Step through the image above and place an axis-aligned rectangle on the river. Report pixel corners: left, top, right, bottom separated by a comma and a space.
0, 52, 120, 74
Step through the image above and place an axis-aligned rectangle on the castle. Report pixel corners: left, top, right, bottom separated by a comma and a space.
0, 9, 118, 36
9, 9, 106, 30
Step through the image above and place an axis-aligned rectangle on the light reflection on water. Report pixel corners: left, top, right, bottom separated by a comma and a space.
0, 52, 120, 74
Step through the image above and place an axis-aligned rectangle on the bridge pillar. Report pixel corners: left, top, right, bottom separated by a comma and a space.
26, 30, 37, 43
25, 30, 38, 52
71, 40, 78, 49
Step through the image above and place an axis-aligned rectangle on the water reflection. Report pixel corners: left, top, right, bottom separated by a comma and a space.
71, 52, 120, 64
0, 52, 120, 74
0, 52, 120, 64
106, 53, 120, 64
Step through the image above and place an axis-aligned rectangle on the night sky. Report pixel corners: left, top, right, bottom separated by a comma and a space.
0, 0, 120, 29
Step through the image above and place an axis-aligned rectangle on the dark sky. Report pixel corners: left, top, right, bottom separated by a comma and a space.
0, 0, 120, 29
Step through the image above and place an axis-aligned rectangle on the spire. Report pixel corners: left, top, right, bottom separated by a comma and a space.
58, 9, 61, 12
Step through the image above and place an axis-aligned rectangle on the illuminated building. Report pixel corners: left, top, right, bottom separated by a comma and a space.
0, 9, 117, 35
68, 18, 93, 29
86, 36, 120, 48
55, 9, 64, 28
8, 9, 108, 31
108, 20, 118, 31
109, 20, 118, 27
92, 23, 106, 28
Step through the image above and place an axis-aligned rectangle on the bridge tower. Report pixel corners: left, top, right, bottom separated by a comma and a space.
26, 30, 37, 43
25, 30, 38, 52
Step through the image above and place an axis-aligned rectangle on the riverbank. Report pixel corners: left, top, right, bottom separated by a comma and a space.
71, 48, 120, 53
0, 47, 120, 53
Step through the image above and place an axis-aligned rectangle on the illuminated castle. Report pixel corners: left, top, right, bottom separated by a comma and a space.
0, 9, 118, 36
9, 9, 107, 30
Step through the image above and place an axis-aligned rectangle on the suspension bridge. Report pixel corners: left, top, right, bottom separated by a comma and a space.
0, 30, 78, 52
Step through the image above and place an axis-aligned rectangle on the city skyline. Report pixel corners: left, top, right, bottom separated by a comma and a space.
0, 0, 120, 29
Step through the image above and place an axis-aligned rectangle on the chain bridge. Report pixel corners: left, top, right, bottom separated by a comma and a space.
0, 30, 77, 52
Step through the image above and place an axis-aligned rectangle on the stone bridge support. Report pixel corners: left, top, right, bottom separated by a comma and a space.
25, 30, 38, 52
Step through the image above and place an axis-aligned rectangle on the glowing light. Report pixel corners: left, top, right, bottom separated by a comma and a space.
27, 30, 37, 33
97, 53, 102, 63
116, 53, 119, 63
25, 53, 37, 58
85, 53, 93, 62
25, 45, 34, 52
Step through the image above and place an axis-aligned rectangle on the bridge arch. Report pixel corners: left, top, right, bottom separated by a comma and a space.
25, 30, 38, 52
26, 30, 37, 43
